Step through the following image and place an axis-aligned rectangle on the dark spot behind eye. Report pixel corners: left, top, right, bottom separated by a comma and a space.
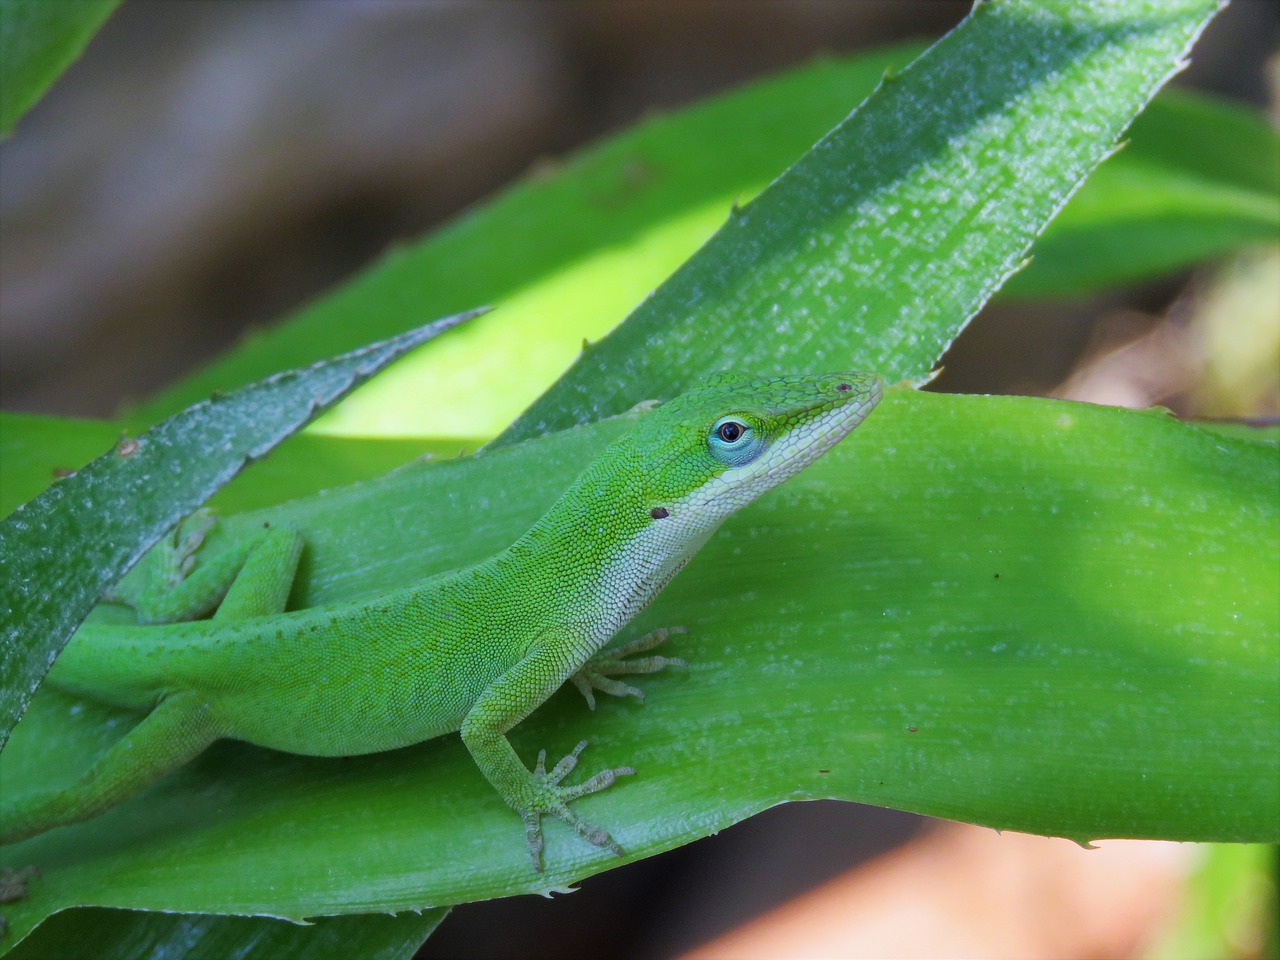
650, 507, 669, 520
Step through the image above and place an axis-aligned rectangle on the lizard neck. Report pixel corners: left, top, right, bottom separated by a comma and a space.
493, 449, 720, 647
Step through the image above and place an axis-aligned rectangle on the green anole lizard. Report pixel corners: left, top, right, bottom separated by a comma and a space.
0, 371, 882, 878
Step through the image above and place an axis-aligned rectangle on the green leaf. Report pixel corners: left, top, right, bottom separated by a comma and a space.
0, 310, 481, 750
125, 31, 1271, 443
1144, 843, 1277, 959
2, 389, 1274, 943
499, 0, 1229, 443
8, 907, 446, 960
1190, 420, 1280, 447
0, 0, 121, 136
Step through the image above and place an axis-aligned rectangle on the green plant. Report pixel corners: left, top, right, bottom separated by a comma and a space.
1, 1, 1276, 957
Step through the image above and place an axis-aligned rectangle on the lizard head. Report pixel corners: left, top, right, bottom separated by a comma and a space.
632, 371, 883, 526
531, 371, 884, 605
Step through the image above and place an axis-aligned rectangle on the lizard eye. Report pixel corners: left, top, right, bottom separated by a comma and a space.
708, 417, 762, 466
717, 421, 744, 443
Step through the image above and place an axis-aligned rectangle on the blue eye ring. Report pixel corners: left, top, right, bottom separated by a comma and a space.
709, 416, 763, 466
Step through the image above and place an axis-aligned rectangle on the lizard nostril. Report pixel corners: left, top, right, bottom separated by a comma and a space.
836, 383, 851, 393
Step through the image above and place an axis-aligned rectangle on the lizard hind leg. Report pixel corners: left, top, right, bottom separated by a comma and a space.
104, 512, 302, 625
0, 691, 222, 847
212, 525, 303, 621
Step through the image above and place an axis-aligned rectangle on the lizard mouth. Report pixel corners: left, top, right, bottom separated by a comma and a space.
773, 378, 883, 477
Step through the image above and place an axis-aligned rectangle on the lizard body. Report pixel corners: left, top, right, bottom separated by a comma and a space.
1, 372, 882, 868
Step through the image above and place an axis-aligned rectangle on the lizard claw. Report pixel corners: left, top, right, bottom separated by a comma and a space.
172, 510, 217, 582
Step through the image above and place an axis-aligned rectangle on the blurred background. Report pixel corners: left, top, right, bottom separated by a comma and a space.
1, 2, 1276, 957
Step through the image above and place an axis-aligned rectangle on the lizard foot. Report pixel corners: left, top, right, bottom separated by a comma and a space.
166, 509, 218, 585
521, 740, 634, 872
570, 627, 688, 710
0, 865, 39, 937
102, 509, 218, 613
0, 866, 37, 904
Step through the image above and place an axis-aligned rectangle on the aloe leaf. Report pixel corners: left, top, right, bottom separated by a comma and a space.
1003, 90, 1280, 298
125, 32, 1270, 443
0, 414, 473, 518
500, 0, 1228, 443
0, 415, 119, 514
1, 388, 1274, 945
0, 0, 121, 135
0, 310, 481, 749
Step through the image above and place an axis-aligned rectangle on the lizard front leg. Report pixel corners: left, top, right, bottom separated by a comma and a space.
570, 626, 688, 710
459, 634, 634, 871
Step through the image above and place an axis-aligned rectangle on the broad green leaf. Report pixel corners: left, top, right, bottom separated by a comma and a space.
500, 0, 1228, 443
0, 0, 121, 136
0, 310, 481, 749
126, 30, 1270, 443
2, 389, 1275, 944
8, 906, 445, 960
1192, 420, 1280, 446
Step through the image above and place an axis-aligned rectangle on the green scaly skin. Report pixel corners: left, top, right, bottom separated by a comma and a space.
0, 372, 882, 883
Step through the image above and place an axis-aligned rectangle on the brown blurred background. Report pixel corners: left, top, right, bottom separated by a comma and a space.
1, 2, 1276, 958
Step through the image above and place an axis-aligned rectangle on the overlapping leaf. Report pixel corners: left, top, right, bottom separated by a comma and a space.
0, 311, 480, 748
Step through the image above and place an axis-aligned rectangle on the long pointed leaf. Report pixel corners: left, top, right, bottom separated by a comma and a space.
8, 907, 445, 960
499, 0, 1226, 443
0, 309, 482, 748
0, 0, 120, 136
